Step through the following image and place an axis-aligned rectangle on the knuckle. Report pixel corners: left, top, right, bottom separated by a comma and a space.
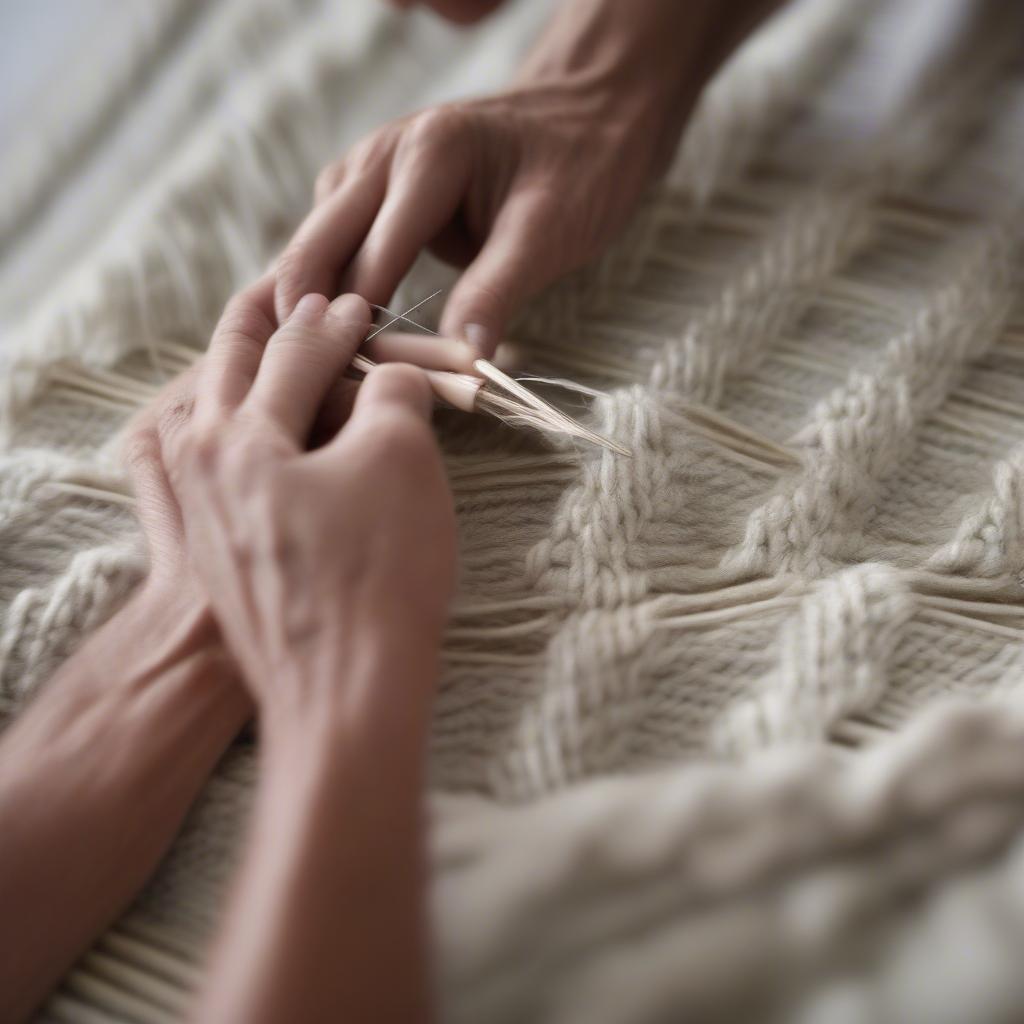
218, 292, 274, 344
314, 161, 343, 201
523, 181, 559, 216
455, 279, 507, 327
408, 106, 466, 151
348, 127, 394, 175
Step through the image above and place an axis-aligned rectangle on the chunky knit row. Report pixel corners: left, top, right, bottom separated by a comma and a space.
4, 1, 1024, 1021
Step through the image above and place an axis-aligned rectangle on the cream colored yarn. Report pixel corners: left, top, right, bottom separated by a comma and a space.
3, 0, 1024, 1021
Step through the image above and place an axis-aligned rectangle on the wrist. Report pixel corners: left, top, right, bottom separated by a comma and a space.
80, 573, 234, 707
259, 623, 440, 762
514, 0, 778, 166
130, 572, 217, 653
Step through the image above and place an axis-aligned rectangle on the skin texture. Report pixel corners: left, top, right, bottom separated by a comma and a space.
0, 286, 467, 1023
158, 282, 456, 718
152, 279, 455, 1024
0, 279, 455, 1022
0, 276, 452, 1019
278, 0, 782, 356
0, 372, 251, 1022
0, 3, 786, 1019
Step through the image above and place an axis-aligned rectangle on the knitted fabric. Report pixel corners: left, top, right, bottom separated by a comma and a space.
3, 0, 1024, 1020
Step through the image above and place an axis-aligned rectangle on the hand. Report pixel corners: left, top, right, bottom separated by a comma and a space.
276, 0, 701, 356
121, 362, 217, 639
157, 278, 457, 724
122, 365, 197, 581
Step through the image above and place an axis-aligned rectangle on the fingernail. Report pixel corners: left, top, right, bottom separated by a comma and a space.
290, 293, 329, 323
463, 323, 493, 357
327, 293, 370, 323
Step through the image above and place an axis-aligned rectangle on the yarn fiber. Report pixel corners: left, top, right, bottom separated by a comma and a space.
3, 0, 1024, 1021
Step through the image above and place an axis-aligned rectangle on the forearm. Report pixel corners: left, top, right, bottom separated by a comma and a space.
517, 0, 785, 162
193, 632, 438, 1024
0, 582, 249, 1022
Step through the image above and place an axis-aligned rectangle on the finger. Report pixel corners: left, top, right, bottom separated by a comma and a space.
341, 361, 434, 441
308, 377, 361, 449
245, 292, 372, 441
317, 361, 434, 466
313, 158, 346, 206
121, 366, 201, 564
367, 332, 527, 375
314, 362, 440, 476
275, 165, 388, 323
310, 331, 474, 446
439, 191, 555, 358
362, 331, 477, 374
341, 117, 472, 305
196, 274, 277, 420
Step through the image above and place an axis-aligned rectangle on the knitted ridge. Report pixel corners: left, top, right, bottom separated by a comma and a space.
3, 0, 1024, 1020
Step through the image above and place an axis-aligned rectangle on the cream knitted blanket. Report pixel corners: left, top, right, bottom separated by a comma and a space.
4, 0, 1024, 1020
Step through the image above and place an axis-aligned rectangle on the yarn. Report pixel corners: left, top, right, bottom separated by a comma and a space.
4, 0, 1024, 1021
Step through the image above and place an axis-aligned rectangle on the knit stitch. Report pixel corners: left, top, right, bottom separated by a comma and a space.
3, 0, 1024, 1020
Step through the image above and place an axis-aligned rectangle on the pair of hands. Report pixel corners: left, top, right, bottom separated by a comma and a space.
2, 4, 773, 1017
124, 280, 456, 725
127, 0, 755, 715
123, 0, 686, 728
0, 284, 453, 1022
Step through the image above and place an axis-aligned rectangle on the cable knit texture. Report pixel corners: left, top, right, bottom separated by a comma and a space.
3, 0, 1024, 1020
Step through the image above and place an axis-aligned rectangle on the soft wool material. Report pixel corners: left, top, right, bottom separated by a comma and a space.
3, 0, 1024, 1020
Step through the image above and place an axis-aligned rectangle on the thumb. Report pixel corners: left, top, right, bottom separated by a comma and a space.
439, 192, 554, 359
